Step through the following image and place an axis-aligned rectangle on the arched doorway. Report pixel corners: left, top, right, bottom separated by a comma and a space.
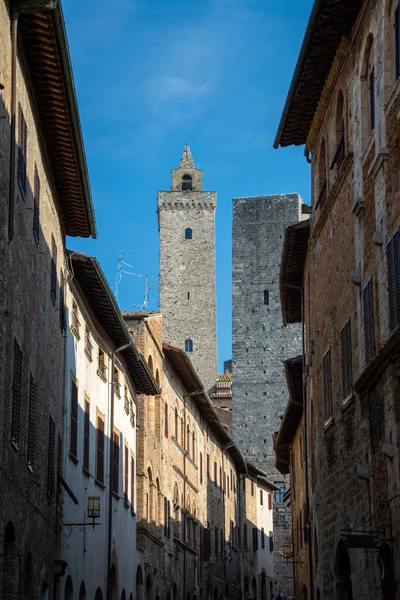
243, 578, 249, 600
251, 577, 256, 600
146, 574, 153, 600
302, 585, 308, 600
121, 590, 127, 600
137, 566, 144, 600
111, 565, 118, 600
41, 582, 49, 600
173, 584, 178, 600
64, 576, 73, 600
2, 522, 18, 600
261, 571, 266, 600
79, 582, 86, 600
378, 543, 397, 599
335, 541, 353, 600
22, 552, 33, 599
95, 588, 104, 600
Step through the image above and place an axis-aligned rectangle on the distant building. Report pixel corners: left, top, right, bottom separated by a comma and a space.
61, 252, 158, 600
210, 371, 232, 436
231, 194, 306, 596
0, 3, 96, 597
158, 147, 218, 393
274, 0, 400, 597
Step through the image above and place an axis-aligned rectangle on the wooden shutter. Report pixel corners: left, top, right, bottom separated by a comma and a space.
243, 523, 248, 548
387, 230, 400, 332
340, 319, 353, 401
200, 451, 203, 484
11, 339, 23, 446
83, 398, 90, 471
202, 528, 211, 562
112, 431, 119, 494
214, 461, 217, 483
369, 66, 375, 131
363, 277, 376, 363
164, 402, 168, 437
219, 466, 222, 487
124, 444, 129, 501
260, 489, 263, 505
27, 374, 36, 469
17, 105, 27, 198
252, 527, 258, 551
130, 455, 135, 510
70, 381, 78, 458
33, 166, 40, 246
261, 528, 265, 549
96, 415, 105, 483
57, 435, 63, 477
269, 531, 274, 552
323, 348, 333, 423
47, 416, 55, 498
268, 493, 272, 510
51, 235, 57, 304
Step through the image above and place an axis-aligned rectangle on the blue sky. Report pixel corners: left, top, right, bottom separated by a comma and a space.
65, 0, 313, 372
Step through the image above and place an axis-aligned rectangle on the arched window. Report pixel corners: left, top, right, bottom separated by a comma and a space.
185, 228, 192, 240
148, 355, 153, 373
361, 34, 375, 143
185, 339, 193, 353
331, 90, 345, 170
182, 174, 192, 191
79, 582, 86, 600
316, 138, 327, 209
186, 425, 190, 454
64, 576, 73, 600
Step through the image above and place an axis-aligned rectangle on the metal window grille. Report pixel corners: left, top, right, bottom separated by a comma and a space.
363, 277, 376, 364
27, 374, 36, 469
47, 416, 55, 498
387, 229, 400, 332
83, 399, 90, 471
33, 166, 40, 246
323, 349, 333, 422
340, 320, 353, 401
11, 339, 23, 447
70, 381, 78, 458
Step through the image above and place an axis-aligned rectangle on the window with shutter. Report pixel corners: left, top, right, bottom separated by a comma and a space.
363, 277, 376, 364
17, 104, 27, 199
47, 416, 56, 498
164, 402, 168, 437
202, 527, 211, 562
70, 380, 78, 459
340, 320, 353, 402
269, 531, 274, 552
112, 430, 119, 495
83, 397, 90, 471
323, 349, 333, 423
33, 166, 40, 246
260, 489, 263, 505
252, 527, 258, 551
130, 454, 135, 512
369, 65, 375, 131
243, 523, 248, 548
200, 451, 203, 485
50, 235, 57, 304
96, 414, 105, 484
268, 493, 272, 510
124, 444, 129, 503
214, 461, 217, 483
27, 374, 36, 470
387, 229, 400, 332
11, 339, 23, 447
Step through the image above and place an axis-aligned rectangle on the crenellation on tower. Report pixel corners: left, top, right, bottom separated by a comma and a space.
158, 146, 218, 394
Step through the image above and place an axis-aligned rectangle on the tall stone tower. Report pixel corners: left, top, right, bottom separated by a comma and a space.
158, 146, 217, 393
231, 193, 305, 596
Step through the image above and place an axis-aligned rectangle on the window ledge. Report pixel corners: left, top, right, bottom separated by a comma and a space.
112, 492, 120, 501
95, 478, 106, 490
131, 509, 136, 518
11, 440, 19, 452
124, 499, 130, 510
84, 349, 93, 362
71, 325, 80, 340
69, 453, 79, 465
97, 369, 107, 383
361, 130, 375, 164
324, 418, 334, 433
341, 395, 355, 413
82, 466, 91, 478
384, 76, 400, 114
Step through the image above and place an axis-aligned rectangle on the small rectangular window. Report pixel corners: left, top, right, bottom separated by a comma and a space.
97, 348, 107, 381
83, 397, 90, 471
264, 290, 269, 305
260, 489, 263, 505
164, 402, 169, 438
33, 166, 40, 246
124, 444, 129, 503
70, 379, 78, 460
261, 528, 265, 549
269, 531, 274, 552
268, 493, 272, 510
369, 65, 375, 131
11, 339, 23, 447
274, 482, 285, 503
251, 480, 254, 496
214, 461, 217, 483
252, 527, 258, 551
96, 413, 105, 484
207, 454, 210, 477
323, 349, 333, 423
363, 277, 376, 364
130, 454, 135, 511
112, 429, 120, 494
85, 326, 93, 360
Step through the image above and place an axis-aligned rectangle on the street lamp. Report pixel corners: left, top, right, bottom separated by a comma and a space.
88, 496, 101, 528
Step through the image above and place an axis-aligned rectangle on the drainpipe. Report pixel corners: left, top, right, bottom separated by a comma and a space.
106, 342, 130, 600
301, 289, 314, 599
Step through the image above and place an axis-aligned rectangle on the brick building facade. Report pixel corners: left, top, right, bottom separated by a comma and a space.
274, 0, 400, 597
0, 2, 96, 598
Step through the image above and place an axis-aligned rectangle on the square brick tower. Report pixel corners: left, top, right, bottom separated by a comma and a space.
158, 147, 217, 393
232, 193, 305, 596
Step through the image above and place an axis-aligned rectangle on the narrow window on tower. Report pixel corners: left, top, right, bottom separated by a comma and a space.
185, 339, 193, 353
264, 290, 269, 305
187, 291, 190, 300
182, 174, 192, 191
185, 228, 192, 240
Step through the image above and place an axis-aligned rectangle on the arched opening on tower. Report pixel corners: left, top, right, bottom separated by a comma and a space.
182, 174, 192, 190
185, 228, 192, 240
185, 339, 193, 353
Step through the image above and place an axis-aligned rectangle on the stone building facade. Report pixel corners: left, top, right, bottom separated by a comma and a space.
232, 194, 306, 596
124, 312, 275, 600
274, 0, 400, 597
60, 253, 158, 600
210, 371, 232, 436
158, 147, 218, 393
0, 2, 96, 598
